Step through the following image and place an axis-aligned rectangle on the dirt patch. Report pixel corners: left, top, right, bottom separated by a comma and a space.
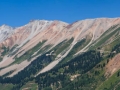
70, 74, 80, 81
105, 53, 120, 77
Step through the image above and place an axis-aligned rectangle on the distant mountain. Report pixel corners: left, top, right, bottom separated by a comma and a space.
0, 18, 120, 90
0, 24, 14, 43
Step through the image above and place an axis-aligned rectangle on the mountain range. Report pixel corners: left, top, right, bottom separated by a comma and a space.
0, 18, 120, 90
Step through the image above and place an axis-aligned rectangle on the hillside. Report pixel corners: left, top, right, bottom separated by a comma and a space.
0, 18, 120, 90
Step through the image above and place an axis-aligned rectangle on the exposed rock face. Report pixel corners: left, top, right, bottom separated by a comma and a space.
1, 18, 120, 49
105, 53, 120, 77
